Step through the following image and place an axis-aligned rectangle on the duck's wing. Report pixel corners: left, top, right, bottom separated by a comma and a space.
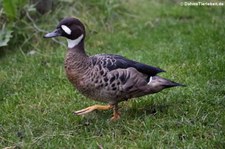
91, 54, 165, 76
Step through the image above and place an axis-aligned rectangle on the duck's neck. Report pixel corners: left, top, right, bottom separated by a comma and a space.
68, 40, 87, 57
65, 40, 89, 71
66, 34, 87, 57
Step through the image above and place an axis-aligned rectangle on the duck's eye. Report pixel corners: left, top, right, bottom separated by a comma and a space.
61, 25, 71, 35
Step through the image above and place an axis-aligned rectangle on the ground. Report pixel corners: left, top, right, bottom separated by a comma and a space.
0, 0, 225, 148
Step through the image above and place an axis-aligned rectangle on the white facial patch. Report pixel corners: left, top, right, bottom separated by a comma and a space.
67, 34, 84, 48
61, 25, 71, 35
147, 76, 153, 85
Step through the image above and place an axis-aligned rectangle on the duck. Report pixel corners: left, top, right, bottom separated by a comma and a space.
44, 17, 185, 120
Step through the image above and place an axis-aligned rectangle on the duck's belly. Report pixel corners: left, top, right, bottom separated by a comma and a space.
76, 81, 121, 105
66, 73, 118, 104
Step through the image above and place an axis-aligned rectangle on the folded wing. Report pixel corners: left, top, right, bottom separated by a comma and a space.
91, 54, 165, 76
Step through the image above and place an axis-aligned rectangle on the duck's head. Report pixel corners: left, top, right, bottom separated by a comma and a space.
44, 17, 85, 48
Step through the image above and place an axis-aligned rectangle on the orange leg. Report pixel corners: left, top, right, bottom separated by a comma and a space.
74, 104, 121, 121
74, 104, 113, 115
111, 104, 121, 121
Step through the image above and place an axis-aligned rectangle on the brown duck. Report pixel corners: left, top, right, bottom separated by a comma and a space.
44, 17, 185, 120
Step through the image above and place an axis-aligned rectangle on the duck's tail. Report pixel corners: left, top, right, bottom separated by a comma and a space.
147, 76, 186, 92
163, 79, 186, 88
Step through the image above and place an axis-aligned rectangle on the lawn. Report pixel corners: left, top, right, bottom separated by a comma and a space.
1, 0, 225, 148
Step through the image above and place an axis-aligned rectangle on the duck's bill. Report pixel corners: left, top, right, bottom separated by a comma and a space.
44, 28, 62, 38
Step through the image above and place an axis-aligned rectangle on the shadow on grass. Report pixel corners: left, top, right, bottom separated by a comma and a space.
124, 103, 171, 120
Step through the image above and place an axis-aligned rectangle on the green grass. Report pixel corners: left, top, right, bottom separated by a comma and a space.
1, 0, 225, 148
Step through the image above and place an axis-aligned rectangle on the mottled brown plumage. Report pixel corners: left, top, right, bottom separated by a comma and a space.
44, 17, 185, 120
